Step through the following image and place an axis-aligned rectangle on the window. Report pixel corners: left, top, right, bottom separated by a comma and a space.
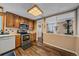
47, 23, 56, 33
0, 16, 2, 31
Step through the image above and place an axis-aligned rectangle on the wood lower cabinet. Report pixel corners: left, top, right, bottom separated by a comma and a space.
30, 33, 36, 42
15, 35, 21, 48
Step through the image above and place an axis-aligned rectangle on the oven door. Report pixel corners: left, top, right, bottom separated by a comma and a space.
21, 34, 31, 49
22, 35, 30, 41
21, 34, 30, 45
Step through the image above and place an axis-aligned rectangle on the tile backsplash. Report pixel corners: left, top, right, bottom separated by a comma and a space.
4, 27, 19, 34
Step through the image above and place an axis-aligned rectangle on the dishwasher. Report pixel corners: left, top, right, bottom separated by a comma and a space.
0, 36, 15, 55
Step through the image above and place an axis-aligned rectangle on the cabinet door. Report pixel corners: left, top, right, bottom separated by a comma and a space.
16, 35, 21, 48
24, 18, 28, 25
14, 15, 20, 28
20, 17, 25, 24
29, 20, 34, 30
6, 12, 14, 27
30, 33, 36, 42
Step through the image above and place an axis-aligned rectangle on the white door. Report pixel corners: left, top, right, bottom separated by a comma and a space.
37, 20, 43, 45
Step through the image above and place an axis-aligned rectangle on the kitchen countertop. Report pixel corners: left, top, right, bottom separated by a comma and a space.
0, 34, 20, 37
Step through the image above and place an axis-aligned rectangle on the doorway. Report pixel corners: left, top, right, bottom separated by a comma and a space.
37, 20, 43, 46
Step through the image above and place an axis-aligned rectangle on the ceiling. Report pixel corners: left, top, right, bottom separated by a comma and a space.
0, 3, 79, 20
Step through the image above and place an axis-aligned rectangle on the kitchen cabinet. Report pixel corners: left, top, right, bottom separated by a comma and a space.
29, 20, 34, 30
30, 33, 36, 42
15, 35, 21, 48
6, 12, 34, 30
14, 15, 20, 28
20, 17, 25, 24
0, 36, 15, 54
20, 17, 29, 25
24, 18, 29, 25
6, 12, 14, 27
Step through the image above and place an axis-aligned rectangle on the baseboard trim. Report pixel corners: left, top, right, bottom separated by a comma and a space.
43, 42, 77, 56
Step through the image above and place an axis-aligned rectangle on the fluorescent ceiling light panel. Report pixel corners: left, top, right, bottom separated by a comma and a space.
27, 5, 43, 16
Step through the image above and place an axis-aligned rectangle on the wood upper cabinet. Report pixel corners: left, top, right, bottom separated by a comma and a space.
20, 17, 28, 24
6, 12, 20, 28
6, 12, 14, 27
16, 35, 21, 48
20, 17, 25, 24
29, 20, 34, 30
6, 12, 34, 29
14, 15, 20, 28
24, 18, 28, 25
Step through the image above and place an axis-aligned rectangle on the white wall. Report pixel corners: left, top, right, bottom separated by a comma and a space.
43, 11, 77, 55
76, 8, 79, 55
57, 11, 77, 35
77, 8, 79, 35
46, 16, 57, 33
43, 33, 76, 53
46, 16, 57, 23
76, 37, 79, 55
45, 11, 76, 35
36, 10, 79, 55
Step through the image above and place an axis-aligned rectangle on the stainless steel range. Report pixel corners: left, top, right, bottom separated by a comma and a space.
20, 24, 31, 49
21, 34, 31, 49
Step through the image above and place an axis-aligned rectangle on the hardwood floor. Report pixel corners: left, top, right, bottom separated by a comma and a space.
15, 44, 61, 56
